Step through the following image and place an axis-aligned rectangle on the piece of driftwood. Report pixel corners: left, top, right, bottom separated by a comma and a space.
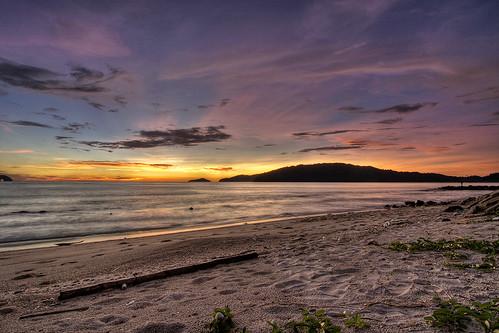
59, 251, 258, 300
19, 306, 89, 320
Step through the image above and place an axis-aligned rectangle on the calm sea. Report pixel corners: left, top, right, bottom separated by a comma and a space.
0, 182, 494, 249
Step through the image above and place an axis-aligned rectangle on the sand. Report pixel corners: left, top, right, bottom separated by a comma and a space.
0, 195, 498, 332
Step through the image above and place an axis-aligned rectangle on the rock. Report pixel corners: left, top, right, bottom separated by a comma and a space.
404, 201, 416, 207
189, 207, 194, 211
391, 204, 399, 208
425, 200, 438, 206
444, 205, 464, 213
384, 204, 391, 209
442, 218, 451, 222
471, 205, 484, 214
460, 197, 476, 206
492, 216, 499, 221
367, 240, 379, 246
0, 175, 13, 182
416, 200, 425, 206
467, 191, 499, 215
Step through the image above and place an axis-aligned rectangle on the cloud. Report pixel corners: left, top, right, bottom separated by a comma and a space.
370, 102, 437, 114
87, 101, 106, 110
113, 95, 127, 106
2, 120, 54, 128
299, 144, 363, 152
0, 58, 123, 94
78, 126, 231, 150
51, 114, 66, 121
220, 98, 231, 107
43, 107, 59, 112
400, 146, 416, 151
55, 136, 73, 140
62, 122, 92, 133
65, 160, 173, 169
198, 104, 215, 109
470, 123, 499, 127
371, 117, 403, 125
338, 103, 437, 115
0, 149, 33, 154
293, 129, 365, 137
457, 86, 499, 104
205, 167, 233, 171
338, 106, 364, 111
70, 66, 106, 81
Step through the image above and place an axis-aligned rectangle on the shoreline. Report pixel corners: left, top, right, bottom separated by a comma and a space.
0, 209, 384, 253
1, 193, 497, 332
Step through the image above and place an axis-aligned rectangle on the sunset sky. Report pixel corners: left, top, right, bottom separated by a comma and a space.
1, 0, 498, 181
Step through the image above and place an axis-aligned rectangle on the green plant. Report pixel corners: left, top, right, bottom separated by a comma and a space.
344, 313, 369, 329
425, 298, 499, 333
286, 309, 341, 333
444, 251, 469, 260
209, 306, 235, 333
268, 320, 283, 333
388, 238, 498, 271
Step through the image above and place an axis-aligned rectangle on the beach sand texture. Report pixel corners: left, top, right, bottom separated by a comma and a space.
0, 193, 498, 332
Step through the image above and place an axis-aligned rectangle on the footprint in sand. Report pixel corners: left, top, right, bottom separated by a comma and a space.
12, 272, 43, 280
168, 293, 185, 301
219, 289, 237, 295
191, 276, 215, 284
380, 271, 418, 297
35, 259, 56, 264
99, 314, 129, 325
93, 297, 127, 306
133, 322, 185, 333
274, 279, 305, 290
129, 301, 154, 310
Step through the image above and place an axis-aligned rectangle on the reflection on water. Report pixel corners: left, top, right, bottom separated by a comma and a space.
0, 182, 494, 244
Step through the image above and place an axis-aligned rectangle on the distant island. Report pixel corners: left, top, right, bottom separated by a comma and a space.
219, 163, 499, 182
188, 178, 211, 182
0, 175, 13, 182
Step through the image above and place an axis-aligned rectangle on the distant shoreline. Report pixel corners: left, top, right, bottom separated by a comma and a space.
434, 185, 499, 191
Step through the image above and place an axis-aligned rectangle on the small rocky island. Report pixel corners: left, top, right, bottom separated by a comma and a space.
188, 178, 211, 182
0, 175, 13, 182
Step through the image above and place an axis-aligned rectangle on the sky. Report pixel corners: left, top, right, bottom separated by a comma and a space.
0, 0, 498, 181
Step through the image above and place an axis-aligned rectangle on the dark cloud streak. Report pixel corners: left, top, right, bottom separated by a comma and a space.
78, 126, 231, 150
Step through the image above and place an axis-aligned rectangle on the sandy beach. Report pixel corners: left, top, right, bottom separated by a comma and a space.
0, 193, 498, 333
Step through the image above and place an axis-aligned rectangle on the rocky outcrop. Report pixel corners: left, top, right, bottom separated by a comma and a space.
465, 191, 499, 215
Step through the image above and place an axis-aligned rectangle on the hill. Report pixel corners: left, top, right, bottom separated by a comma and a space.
188, 178, 211, 182
219, 163, 497, 182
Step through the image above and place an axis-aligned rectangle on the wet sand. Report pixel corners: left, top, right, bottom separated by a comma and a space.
0, 198, 497, 332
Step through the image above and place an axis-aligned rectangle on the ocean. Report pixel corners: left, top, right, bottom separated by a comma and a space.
0, 182, 494, 249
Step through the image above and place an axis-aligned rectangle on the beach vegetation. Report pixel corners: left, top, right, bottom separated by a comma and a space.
425, 297, 499, 333
388, 238, 498, 272
208, 306, 235, 333
344, 312, 369, 329
268, 309, 341, 333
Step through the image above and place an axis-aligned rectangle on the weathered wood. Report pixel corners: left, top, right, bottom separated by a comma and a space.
58, 251, 258, 300
19, 306, 89, 319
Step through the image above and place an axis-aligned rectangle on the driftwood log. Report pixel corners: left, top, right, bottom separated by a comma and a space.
59, 251, 258, 300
